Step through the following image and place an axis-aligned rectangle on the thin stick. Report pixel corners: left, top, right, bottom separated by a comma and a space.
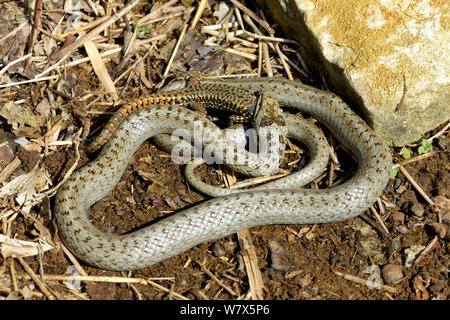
274, 43, 293, 79
370, 206, 390, 236
0, 20, 28, 44
223, 47, 257, 60
163, 22, 189, 78
114, 51, 149, 84
0, 158, 22, 184
229, 0, 273, 34
237, 229, 264, 299
146, 280, 189, 300
229, 173, 289, 189
36, 27, 65, 42
262, 41, 272, 76
66, 47, 122, 68
413, 236, 439, 266
333, 270, 398, 294
24, 0, 42, 70
137, 11, 185, 27
51, 0, 143, 60
59, 15, 110, 38
407, 121, 450, 147
18, 274, 173, 284
10, 259, 19, 292
59, 243, 88, 277
427, 122, 449, 142
257, 41, 263, 76
17, 257, 56, 300
190, 0, 208, 29
392, 151, 436, 169
197, 261, 238, 297
137, 0, 179, 26
0, 75, 59, 89
0, 53, 32, 76
260, 10, 292, 79
399, 165, 435, 207
34, 54, 70, 79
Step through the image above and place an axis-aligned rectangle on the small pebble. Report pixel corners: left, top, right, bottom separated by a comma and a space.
387, 239, 400, 260
222, 240, 237, 253
0, 132, 17, 169
410, 202, 425, 217
430, 222, 450, 240
395, 225, 410, 236
390, 211, 405, 224
268, 240, 291, 272
393, 179, 401, 190
212, 242, 227, 257
442, 212, 450, 224
381, 264, 403, 284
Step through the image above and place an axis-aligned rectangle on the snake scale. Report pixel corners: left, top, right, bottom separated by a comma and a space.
54, 78, 391, 271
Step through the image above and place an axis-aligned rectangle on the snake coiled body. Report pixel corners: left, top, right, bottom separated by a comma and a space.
54, 78, 391, 271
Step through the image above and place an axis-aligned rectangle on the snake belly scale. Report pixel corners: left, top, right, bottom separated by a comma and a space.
54, 78, 391, 271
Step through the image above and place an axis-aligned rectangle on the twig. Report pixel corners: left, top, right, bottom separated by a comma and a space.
59, 242, 88, 277
262, 41, 272, 76
146, 279, 189, 300
36, 27, 65, 42
163, 22, 189, 78
0, 53, 32, 76
197, 261, 238, 297
229, 172, 289, 189
398, 165, 435, 207
392, 151, 436, 169
17, 257, 56, 300
10, 259, 19, 292
0, 75, 60, 88
0, 20, 28, 44
274, 43, 293, 79
17, 273, 173, 284
137, 0, 179, 26
190, 0, 208, 29
0, 158, 22, 184
59, 15, 110, 38
260, 10, 293, 79
333, 270, 398, 294
369, 206, 391, 236
223, 47, 257, 60
427, 122, 449, 142
229, 0, 273, 34
24, 0, 42, 70
359, 210, 390, 239
413, 236, 439, 266
237, 229, 264, 299
66, 47, 121, 68
407, 121, 450, 147
114, 51, 149, 84
51, 0, 144, 60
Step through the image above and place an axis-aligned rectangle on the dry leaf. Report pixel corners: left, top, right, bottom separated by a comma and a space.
0, 234, 53, 258
0, 102, 44, 138
0, 166, 51, 213
351, 218, 386, 264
